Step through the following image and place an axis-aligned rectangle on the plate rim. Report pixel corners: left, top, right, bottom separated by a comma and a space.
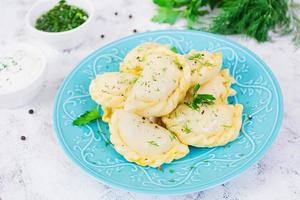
53, 29, 284, 195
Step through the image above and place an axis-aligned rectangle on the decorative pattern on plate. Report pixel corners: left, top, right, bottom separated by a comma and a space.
53, 30, 283, 195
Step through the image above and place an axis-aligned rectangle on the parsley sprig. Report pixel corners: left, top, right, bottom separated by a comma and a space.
185, 84, 216, 110
73, 106, 101, 126
152, 0, 221, 28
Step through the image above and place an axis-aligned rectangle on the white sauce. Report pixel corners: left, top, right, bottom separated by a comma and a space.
0, 45, 44, 95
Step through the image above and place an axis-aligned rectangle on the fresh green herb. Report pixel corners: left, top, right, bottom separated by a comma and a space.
170, 46, 178, 53
188, 53, 203, 61
185, 84, 216, 110
148, 140, 159, 147
152, 0, 222, 28
168, 178, 176, 182
73, 107, 101, 126
210, 0, 291, 43
289, 0, 300, 46
183, 124, 192, 134
169, 132, 176, 140
174, 59, 183, 70
152, 0, 300, 46
129, 77, 138, 84
169, 169, 175, 173
192, 83, 201, 93
152, 7, 180, 25
35, 0, 88, 32
203, 160, 209, 163
202, 61, 213, 67
223, 124, 232, 128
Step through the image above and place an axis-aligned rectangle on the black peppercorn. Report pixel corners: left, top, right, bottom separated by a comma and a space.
114, 12, 118, 16
21, 136, 26, 141
133, 29, 137, 33
100, 34, 105, 38
248, 115, 253, 120
129, 14, 132, 19
28, 109, 34, 114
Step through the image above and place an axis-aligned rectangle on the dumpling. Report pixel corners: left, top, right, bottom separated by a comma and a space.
120, 42, 170, 75
89, 72, 138, 122
186, 50, 222, 86
185, 69, 236, 104
124, 48, 191, 117
162, 104, 243, 147
110, 110, 189, 167
89, 72, 138, 108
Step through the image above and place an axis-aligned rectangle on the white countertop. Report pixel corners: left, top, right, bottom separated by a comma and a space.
0, 0, 300, 199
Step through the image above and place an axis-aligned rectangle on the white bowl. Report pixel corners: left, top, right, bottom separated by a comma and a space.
26, 0, 94, 49
0, 43, 47, 108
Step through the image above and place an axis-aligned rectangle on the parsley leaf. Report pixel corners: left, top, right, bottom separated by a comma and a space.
192, 83, 201, 94
186, 84, 216, 110
152, 0, 218, 29
152, 7, 180, 25
153, 0, 174, 7
170, 46, 178, 53
73, 107, 101, 126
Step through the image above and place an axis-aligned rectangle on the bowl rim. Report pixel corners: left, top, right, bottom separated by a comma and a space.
25, 0, 94, 36
0, 43, 47, 97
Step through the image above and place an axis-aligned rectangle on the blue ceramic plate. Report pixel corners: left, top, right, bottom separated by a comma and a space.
53, 30, 283, 195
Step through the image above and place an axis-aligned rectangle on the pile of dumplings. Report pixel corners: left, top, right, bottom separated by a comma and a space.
89, 43, 243, 168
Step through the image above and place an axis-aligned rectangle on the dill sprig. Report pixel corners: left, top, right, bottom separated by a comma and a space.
152, 0, 300, 46
210, 0, 290, 42
288, 0, 300, 46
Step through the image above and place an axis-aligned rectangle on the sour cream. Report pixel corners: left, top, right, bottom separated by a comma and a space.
0, 44, 44, 94
0, 43, 46, 108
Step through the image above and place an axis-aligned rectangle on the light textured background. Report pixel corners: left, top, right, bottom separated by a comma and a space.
0, 0, 300, 200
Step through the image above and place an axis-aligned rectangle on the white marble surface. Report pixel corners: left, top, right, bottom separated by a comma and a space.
0, 0, 300, 199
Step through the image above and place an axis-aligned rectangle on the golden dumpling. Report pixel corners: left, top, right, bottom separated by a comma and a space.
89, 72, 138, 109
185, 69, 236, 104
124, 48, 191, 117
120, 42, 170, 75
110, 110, 189, 167
162, 104, 243, 147
186, 50, 222, 86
